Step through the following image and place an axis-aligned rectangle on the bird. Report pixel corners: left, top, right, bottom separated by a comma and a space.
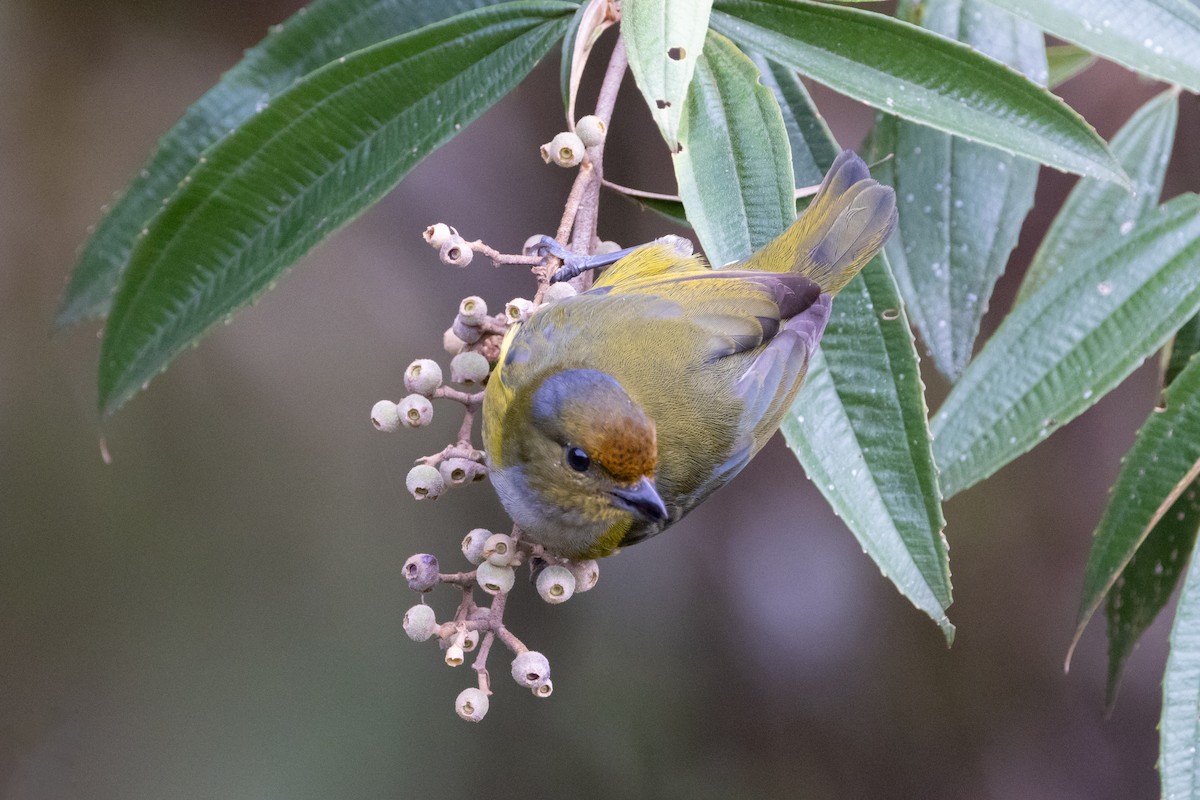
481, 150, 897, 560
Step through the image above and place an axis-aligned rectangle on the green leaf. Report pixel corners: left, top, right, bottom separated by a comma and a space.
1017, 89, 1179, 304
1105, 483, 1200, 709
1166, 315, 1200, 387
1046, 43, 1097, 88
708, 0, 1126, 184
987, 0, 1200, 93
1160, 540, 1200, 798
932, 194, 1200, 497
58, 0, 509, 328
623, 0, 714, 148
785, 255, 954, 642
673, 31, 795, 268
880, 0, 1044, 381
1071, 356, 1200, 676
98, 2, 574, 414
750, 56, 841, 199
677, 35, 951, 638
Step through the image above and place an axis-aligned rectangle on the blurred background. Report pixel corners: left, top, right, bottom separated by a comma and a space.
3, 0, 1197, 797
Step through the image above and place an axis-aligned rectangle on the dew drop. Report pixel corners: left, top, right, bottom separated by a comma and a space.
1119, 219, 1134, 235
1097, 281, 1113, 296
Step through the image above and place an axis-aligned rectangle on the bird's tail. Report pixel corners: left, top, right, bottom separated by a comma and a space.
743, 150, 897, 295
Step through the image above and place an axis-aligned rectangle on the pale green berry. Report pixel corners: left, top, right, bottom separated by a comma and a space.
458, 296, 488, 326
542, 282, 578, 304
450, 351, 490, 385
402, 603, 437, 641
406, 464, 445, 500
595, 240, 621, 255
451, 316, 483, 344
443, 327, 467, 355
569, 559, 600, 592
575, 115, 607, 148
506, 298, 533, 325
462, 629, 480, 652
536, 565, 576, 604
542, 131, 584, 167
531, 680, 553, 698
404, 359, 443, 396
511, 650, 551, 688
483, 533, 516, 566
370, 399, 401, 432
398, 394, 433, 428
440, 457, 483, 486
439, 235, 473, 267
455, 687, 490, 722
445, 644, 465, 667
423, 222, 456, 249
403, 553, 440, 592
461, 528, 491, 564
476, 561, 515, 595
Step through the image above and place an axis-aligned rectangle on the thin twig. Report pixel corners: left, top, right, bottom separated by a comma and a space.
570, 35, 627, 262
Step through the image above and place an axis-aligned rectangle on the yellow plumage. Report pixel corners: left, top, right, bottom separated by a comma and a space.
483, 150, 896, 558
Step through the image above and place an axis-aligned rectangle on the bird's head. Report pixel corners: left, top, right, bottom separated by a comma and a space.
504, 368, 667, 541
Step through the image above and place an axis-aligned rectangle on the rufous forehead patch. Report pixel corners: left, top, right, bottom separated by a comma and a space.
585, 415, 657, 484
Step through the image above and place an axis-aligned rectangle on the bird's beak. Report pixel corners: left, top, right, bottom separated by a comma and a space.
609, 476, 668, 522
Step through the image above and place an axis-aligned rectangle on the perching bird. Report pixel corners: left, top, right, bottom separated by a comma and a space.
482, 150, 897, 560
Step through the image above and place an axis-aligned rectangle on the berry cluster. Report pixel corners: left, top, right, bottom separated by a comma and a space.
372, 108, 619, 720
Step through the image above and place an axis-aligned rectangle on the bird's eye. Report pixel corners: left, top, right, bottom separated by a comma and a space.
565, 446, 591, 472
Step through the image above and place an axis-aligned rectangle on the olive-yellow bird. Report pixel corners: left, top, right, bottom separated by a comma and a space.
482, 150, 897, 559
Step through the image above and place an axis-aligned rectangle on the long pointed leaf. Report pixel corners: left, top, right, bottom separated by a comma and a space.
673, 31, 794, 268
709, 0, 1126, 184
986, 0, 1200, 93
1072, 355, 1200, 664
676, 34, 951, 638
58, 0, 508, 327
98, 2, 574, 414
623, 0, 714, 149
1161, 544, 1200, 798
1095, 322, 1200, 707
932, 194, 1200, 498
1018, 89, 1179, 304
884, 0, 1044, 380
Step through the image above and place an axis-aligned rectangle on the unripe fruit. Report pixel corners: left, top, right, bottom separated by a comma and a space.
536, 565, 576, 604
406, 464, 445, 500
443, 327, 467, 355
483, 533, 516, 566
423, 222, 456, 249
511, 650, 551, 688
458, 296, 488, 326
461, 528, 491, 565
575, 115, 607, 148
398, 394, 434, 428
439, 234, 473, 267
445, 644, 465, 667
451, 315, 483, 344
440, 457, 484, 486
404, 359, 443, 396
455, 687, 489, 722
402, 603, 437, 641
370, 399, 401, 432
450, 351, 490, 385
542, 282, 578, 304
569, 559, 600, 592
532, 680, 553, 698
476, 561, 515, 595
541, 131, 585, 167
506, 298, 533, 325
595, 240, 622, 255
403, 553, 439, 592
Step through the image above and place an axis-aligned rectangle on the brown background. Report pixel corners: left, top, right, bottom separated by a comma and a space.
3, 1, 1196, 797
